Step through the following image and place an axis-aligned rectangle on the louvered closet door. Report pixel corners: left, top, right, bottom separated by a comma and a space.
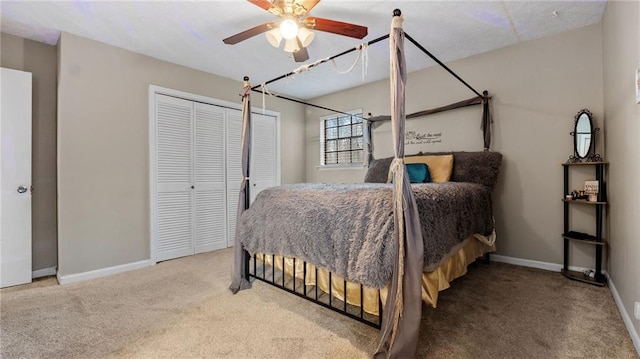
250, 113, 279, 203
194, 103, 226, 253
225, 108, 243, 248
155, 94, 194, 261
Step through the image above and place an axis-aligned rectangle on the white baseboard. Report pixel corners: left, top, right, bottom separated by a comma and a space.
57, 260, 152, 285
608, 278, 640, 356
32, 266, 57, 279
489, 254, 590, 273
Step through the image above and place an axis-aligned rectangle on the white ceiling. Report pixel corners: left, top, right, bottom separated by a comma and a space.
0, 0, 607, 99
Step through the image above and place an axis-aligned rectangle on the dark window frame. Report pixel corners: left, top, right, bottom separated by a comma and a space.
320, 110, 364, 166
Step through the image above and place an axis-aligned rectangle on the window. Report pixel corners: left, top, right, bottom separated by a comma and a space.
320, 110, 364, 166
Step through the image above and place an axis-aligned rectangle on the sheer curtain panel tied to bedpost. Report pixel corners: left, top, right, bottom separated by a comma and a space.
374, 10, 424, 359
230, 76, 253, 294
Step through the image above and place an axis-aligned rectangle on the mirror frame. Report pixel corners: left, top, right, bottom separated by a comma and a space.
573, 109, 593, 159
568, 109, 602, 163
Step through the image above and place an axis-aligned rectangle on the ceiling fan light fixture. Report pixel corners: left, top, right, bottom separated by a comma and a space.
265, 28, 283, 48
279, 19, 299, 40
224, 0, 368, 63
297, 26, 315, 47
283, 38, 300, 53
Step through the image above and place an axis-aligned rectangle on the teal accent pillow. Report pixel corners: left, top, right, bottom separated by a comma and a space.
406, 163, 432, 183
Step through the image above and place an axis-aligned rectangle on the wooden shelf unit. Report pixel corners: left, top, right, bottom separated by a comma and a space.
561, 199, 607, 205
561, 161, 608, 286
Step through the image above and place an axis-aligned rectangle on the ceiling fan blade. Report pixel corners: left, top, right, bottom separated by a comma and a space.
248, 0, 283, 15
223, 22, 276, 45
305, 17, 368, 39
293, 0, 321, 16
293, 42, 309, 63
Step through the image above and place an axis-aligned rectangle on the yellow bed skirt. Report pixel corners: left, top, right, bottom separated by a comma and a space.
254, 233, 495, 316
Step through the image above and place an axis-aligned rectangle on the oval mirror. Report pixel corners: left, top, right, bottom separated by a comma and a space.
574, 109, 593, 158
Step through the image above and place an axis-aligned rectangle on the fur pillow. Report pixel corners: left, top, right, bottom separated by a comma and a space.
363, 157, 393, 183
448, 151, 503, 191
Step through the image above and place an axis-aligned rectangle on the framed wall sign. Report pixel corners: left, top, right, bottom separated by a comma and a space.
584, 180, 599, 194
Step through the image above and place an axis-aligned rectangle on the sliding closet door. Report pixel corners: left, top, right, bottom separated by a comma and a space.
193, 103, 226, 253
155, 95, 194, 262
225, 108, 243, 248
250, 113, 279, 203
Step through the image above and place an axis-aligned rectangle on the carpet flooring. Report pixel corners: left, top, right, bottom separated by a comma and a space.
0, 248, 637, 359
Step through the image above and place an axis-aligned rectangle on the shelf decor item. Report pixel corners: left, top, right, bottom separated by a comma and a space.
584, 180, 599, 194
567, 109, 602, 163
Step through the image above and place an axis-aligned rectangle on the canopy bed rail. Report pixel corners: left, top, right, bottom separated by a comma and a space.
404, 34, 483, 98
251, 33, 390, 92
365, 91, 493, 165
248, 28, 491, 125
247, 33, 390, 118
230, 9, 497, 359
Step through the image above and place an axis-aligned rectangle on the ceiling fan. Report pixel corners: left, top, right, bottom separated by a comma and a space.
222, 0, 368, 63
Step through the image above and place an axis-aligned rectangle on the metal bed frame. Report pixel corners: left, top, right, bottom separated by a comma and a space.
237, 12, 488, 329
244, 251, 383, 328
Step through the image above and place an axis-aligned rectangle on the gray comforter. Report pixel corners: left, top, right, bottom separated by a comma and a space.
237, 182, 494, 288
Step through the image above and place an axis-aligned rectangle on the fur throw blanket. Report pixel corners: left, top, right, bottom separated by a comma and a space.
237, 182, 493, 288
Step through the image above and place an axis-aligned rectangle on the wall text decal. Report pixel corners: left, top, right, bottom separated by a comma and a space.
405, 131, 443, 145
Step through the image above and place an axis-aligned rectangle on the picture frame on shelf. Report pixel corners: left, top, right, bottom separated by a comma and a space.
584, 180, 599, 194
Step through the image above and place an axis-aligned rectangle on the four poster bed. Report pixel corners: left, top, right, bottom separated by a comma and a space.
229, 10, 502, 358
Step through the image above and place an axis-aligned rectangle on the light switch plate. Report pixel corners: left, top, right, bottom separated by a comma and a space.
635, 301, 640, 320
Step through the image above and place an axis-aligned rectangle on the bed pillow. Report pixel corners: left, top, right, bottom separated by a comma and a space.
404, 154, 454, 182
363, 157, 394, 183
405, 163, 432, 183
448, 151, 503, 190
363, 152, 427, 183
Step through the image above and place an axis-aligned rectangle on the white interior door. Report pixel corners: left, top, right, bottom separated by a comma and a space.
0, 68, 32, 288
154, 94, 194, 262
250, 113, 279, 203
194, 103, 226, 253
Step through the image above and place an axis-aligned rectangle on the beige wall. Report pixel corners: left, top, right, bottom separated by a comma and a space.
57, 32, 305, 277
306, 24, 604, 268
1, 33, 58, 273
602, 0, 640, 341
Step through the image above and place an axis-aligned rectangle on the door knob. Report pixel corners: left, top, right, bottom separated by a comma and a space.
17, 185, 28, 194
